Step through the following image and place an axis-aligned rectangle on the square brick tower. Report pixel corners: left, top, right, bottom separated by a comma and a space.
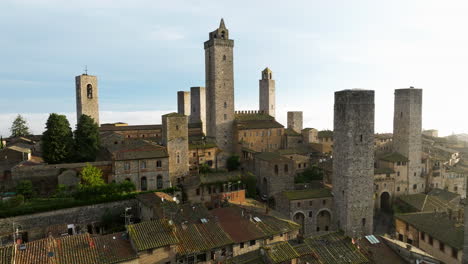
204, 19, 235, 166
162, 113, 189, 185
287, 111, 303, 134
177, 91, 191, 116
333, 89, 374, 237
259, 67, 275, 118
393, 87, 423, 194
190, 87, 206, 135
75, 74, 99, 125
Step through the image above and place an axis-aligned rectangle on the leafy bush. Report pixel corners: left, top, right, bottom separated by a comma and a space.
226, 155, 240, 171
241, 173, 257, 198
295, 165, 324, 183
8, 195, 25, 208
16, 180, 34, 199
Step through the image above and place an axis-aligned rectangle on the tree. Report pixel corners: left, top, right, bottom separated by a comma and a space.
226, 155, 240, 171
295, 165, 324, 183
0, 136, 4, 149
41, 113, 74, 164
80, 163, 105, 187
16, 180, 34, 199
74, 115, 100, 162
10, 114, 31, 137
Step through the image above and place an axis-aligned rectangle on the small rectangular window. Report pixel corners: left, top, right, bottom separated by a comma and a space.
249, 240, 256, 246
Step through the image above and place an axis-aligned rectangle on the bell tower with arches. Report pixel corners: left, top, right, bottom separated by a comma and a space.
75, 73, 99, 125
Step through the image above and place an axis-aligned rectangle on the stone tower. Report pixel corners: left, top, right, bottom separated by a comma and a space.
259, 68, 275, 118
204, 19, 235, 163
287, 111, 303, 134
162, 113, 189, 185
75, 74, 99, 125
333, 89, 374, 237
463, 176, 468, 264
393, 88, 423, 195
190, 87, 206, 135
177, 91, 191, 116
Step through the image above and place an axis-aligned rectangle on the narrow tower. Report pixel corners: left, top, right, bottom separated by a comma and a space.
190, 87, 206, 135
75, 74, 99, 125
259, 68, 275, 118
463, 176, 468, 264
162, 113, 189, 185
393, 87, 423, 194
177, 91, 191, 116
287, 111, 303, 134
204, 19, 235, 164
333, 89, 374, 237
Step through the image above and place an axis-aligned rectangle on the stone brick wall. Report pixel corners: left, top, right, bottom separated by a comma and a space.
0, 199, 137, 241
332, 89, 374, 237
235, 128, 283, 154
204, 22, 235, 165
113, 158, 170, 190
190, 87, 206, 135
178, 91, 191, 116
162, 114, 189, 184
393, 88, 424, 194
287, 112, 303, 134
255, 158, 295, 198
302, 128, 319, 144
76, 74, 99, 125
259, 68, 275, 118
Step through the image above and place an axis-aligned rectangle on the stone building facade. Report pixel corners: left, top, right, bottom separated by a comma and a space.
162, 113, 189, 185
108, 140, 170, 191
177, 91, 191, 116
75, 74, 99, 125
287, 111, 303, 134
254, 152, 295, 198
190, 86, 206, 135
276, 188, 334, 237
332, 89, 374, 237
393, 88, 424, 194
204, 19, 235, 164
302, 128, 319, 144
259, 68, 275, 118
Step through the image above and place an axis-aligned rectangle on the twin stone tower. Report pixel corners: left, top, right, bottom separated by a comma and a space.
75, 19, 426, 238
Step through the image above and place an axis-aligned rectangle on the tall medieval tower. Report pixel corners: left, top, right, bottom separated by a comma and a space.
76, 74, 99, 125
190, 87, 206, 135
204, 19, 235, 163
259, 68, 275, 118
393, 88, 423, 195
162, 113, 189, 185
333, 89, 374, 237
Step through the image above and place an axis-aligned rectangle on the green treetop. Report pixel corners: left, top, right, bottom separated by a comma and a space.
10, 114, 31, 137
80, 163, 105, 187
41, 113, 74, 164
74, 114, 100, 162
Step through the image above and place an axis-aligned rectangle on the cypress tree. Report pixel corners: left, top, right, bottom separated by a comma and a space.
74, 114, 100, 162
41, 113, 74, 164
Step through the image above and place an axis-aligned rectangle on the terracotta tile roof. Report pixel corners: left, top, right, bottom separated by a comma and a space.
398, 193, 460, 212
304, 232, 369, 264
284, 128, 300, 136
0, 245, 14, 264
235, 113, 283, 130
210, 207, 300, 243
136, 192, 176, 208
224, 249, 264, 264
255, 152, 291, 162
107, 139, 168, 160
175, 222, 233, 255
395, 212, 464, 250
318, 130, 333, 139
281, 188, 332, 201
127, 219, 178, 251
14, 237, 59, 264
264, 241, 300, 264
93, 232, 138, 263
55, 234, 99, 264
100, 124, 162, 132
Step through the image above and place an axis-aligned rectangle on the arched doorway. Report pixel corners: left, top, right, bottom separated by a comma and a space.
293, 212, 305, 235
380, 192, 391, 212
316, 210, 331, 233
157, 175, 163, 189
262, 177, 268, 196
141, 177, 147, 191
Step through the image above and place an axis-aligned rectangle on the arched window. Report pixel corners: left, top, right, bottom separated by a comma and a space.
176, 152, 180, 164
141, 177, 148, 191
284, 164, 289, 173
274, 165, 279, 175
223, 55, 226, 61
221, 31, 225, 39
87, 84, 93, 99
156, 160, 162, 168
157, 175, 163, 189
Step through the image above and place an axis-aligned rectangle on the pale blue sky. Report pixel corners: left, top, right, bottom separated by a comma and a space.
1, 0, 468, 136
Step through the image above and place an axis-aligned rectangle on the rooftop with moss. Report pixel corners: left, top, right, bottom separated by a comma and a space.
282, 188, 332, 200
